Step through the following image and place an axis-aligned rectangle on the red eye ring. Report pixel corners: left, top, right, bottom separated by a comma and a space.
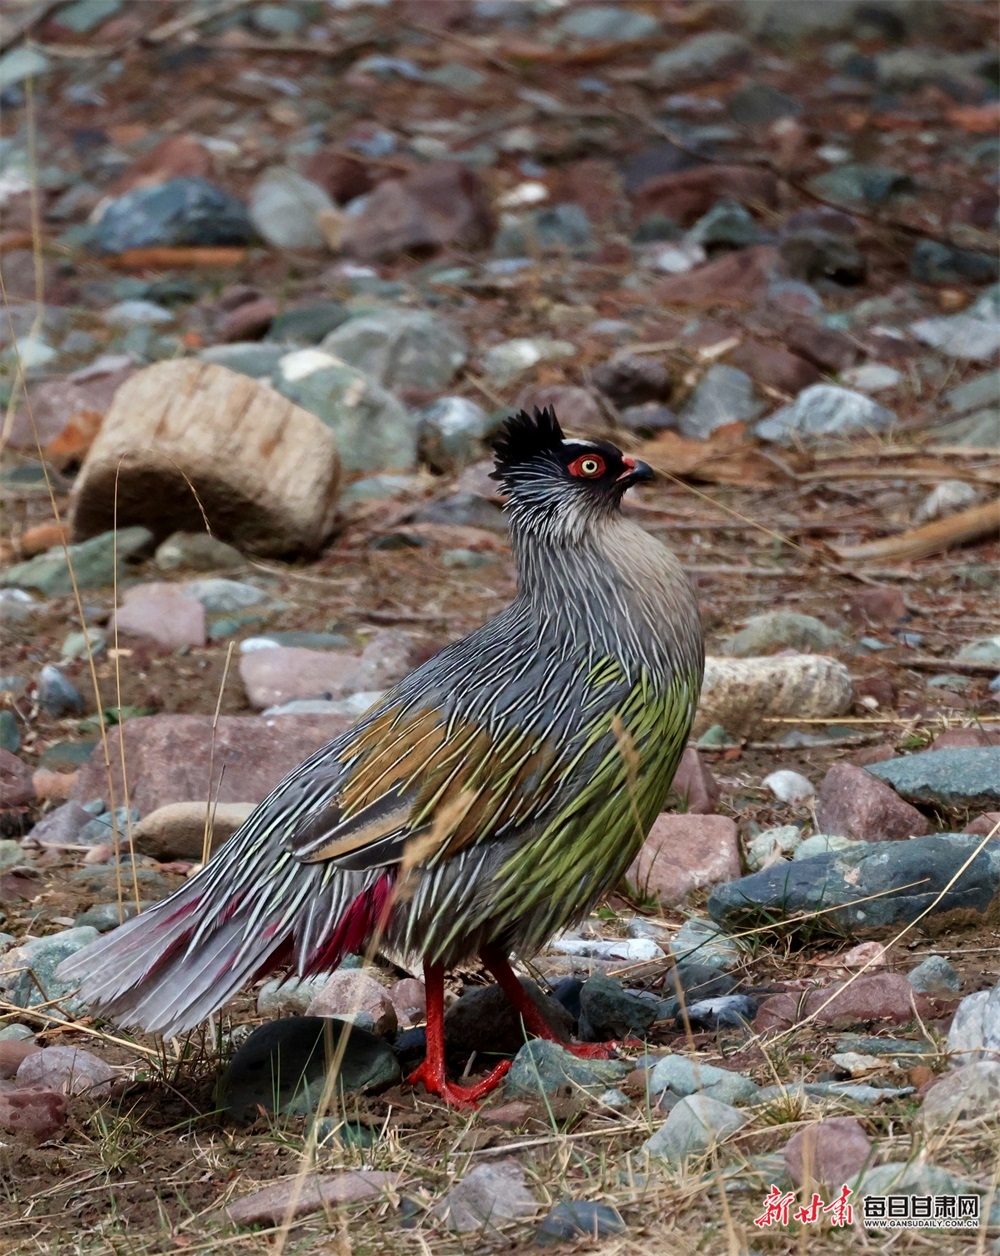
568, 454, 605, 478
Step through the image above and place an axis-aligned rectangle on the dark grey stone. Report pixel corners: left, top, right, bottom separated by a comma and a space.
683, 994, 759, 1031
536, 1200, 625, 1245
809, 164, 914, 205
505, 1039, 629, 1098
728, 83, 802, 125
868, 747, 1000, 810
578, 973, 658, 1041
911, 241, 999, 287
37, 666, 85, 718
708, 832, 1000, 935
217, 1016, 401, 1123
92, 178, 253, 254
444, 979, 573, 1055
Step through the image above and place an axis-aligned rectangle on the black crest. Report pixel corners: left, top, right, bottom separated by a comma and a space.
490, 407, 564, 479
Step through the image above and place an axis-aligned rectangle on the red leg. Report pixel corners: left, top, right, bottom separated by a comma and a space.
479, 945, 635, 1059
406, 960, 511, 1109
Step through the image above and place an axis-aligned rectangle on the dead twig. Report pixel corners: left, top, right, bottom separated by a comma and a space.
831, 498, 1000, 563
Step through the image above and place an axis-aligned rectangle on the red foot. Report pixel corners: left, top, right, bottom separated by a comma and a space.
407, 1057, 512, 1109
562, 1037, 643, 1060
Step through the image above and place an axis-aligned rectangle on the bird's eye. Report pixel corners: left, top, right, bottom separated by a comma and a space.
568, 454, 605, 478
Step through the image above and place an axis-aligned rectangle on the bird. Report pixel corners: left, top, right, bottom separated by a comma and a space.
58, 407, 704, 1108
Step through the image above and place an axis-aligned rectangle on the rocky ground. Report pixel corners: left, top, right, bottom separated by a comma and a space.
1, 0, 999, 1252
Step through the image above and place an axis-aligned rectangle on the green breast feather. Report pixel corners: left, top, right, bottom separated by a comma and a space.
476, 662, 701, 952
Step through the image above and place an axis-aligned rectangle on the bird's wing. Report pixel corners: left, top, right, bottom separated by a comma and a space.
281, 698, 570, 872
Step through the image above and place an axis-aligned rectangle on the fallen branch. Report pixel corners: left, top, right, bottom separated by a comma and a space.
832, 498, 1000, 563
106, 247, 249, 269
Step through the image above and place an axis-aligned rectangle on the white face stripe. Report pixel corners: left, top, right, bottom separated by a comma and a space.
561, 439, 601, 450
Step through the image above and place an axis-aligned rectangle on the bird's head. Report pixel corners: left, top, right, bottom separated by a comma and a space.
490, 407, 654, 541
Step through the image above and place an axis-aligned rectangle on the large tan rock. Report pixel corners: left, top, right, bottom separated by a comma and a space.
70, 360, 341, 557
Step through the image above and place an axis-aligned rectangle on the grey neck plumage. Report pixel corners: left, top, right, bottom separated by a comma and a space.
509, 510, 704, 686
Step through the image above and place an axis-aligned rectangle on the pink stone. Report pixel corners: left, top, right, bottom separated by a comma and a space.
0, 1089, 67, 1142
16, 1046, 116, 1097
226, 1171, 398, 1226
113, 582, 207, 649
628, 814, 739, 907
0, 749, 34, 808
70, 713, 353, 815
0, 1039, 41, 1079
306, 972, 398, 1036
239, 631, 413, 709
784, 1117, 872, 1189
388, 977, 426, 1028
815, 762, 929, 841
669, 747, 720, 815
755, 973, 931, 1032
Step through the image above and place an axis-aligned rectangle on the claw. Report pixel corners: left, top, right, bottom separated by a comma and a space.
407, 1058, 511, 1109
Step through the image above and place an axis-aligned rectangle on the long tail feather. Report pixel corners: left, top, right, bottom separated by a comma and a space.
56, 800, 379, 1038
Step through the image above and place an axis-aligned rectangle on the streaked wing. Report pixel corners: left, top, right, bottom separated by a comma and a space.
282, 700, 564, 871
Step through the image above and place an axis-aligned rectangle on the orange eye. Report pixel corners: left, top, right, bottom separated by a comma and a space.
568, 454, 605, 478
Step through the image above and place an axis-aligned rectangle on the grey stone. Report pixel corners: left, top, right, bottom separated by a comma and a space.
756, 384, 895, 444
430, 1160, 536, 1235
793, 833, 856, 859
266, 302, 348, 345
642, 1094, 747, 1162
0, 526, 153, 595
0, 927, 100, 1019
947, 980, 1000, 1064
708, 832, 1000, 935
321, 309, 467, 391
76, 806, 140, 847
0, 711, 19, 753
651, 33, 752, 89
60, 629, 106, 662
217, 1016, 400, 1123
425, 62, 487, 93
414, 396, 492, 472
742, 0, 939, 41
154, 533, 244, 572
27, 801, 93, 847
957, 636, 1000, 667
481, 338, 576, 385
688, 200, 762, 250
184, 578, 267, 613
0, 839, 26, 870
746, 824, 803, 871
103, 300, 173, 327
728, 83, 801, 126
274, 350, 415, 472
557, 5, 660, 42
809, 163, 913, 205
0, 47, 51, 91
505, 1039, 629, 1098
840, 363, 902, 393
496, 205, 593, 257
868, 747, 1000, 810
54, 0, 121, 34
907, 954, 959, 996
198, 342, 286, 379
649, 1056, 759, 1106
945, 370, 1000, 417
16, 1045, 115, 1097
876, 47, 994, 91
911, 240, 999, 287
725, 611, 846, 656
678, 365, 763, 440
779, 228, 866, 284
249, 167, 337, 250
249, 3, 304, 35
74, 902, 139, 932
578, 973, 658, 1041
670, 918, 741, 971
911, 315, 1000, 362
92, 178, 253, 254
684, 994, 759, 1031
536, 1200, 625, 1245
36, 665, 84, 718
254, 975, 336, 1018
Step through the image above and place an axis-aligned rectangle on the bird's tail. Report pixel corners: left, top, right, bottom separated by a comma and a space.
56, 806, 382, 1039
